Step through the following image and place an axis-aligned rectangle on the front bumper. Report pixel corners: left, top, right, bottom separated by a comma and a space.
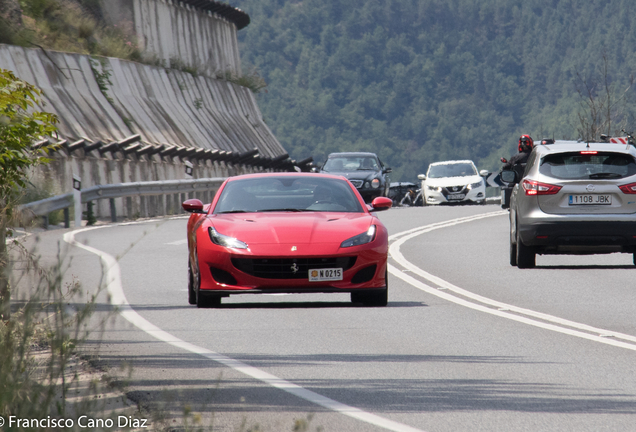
197, 246, 388, 292
425, 186, 485, 205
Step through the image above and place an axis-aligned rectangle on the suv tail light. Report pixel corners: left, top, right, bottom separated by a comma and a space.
619, 182, 636, 194
522, 179, 562, 196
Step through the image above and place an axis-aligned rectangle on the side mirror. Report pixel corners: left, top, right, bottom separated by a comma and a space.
479, 169, 489, 177
182, 198, 205, 213
500, 170, 517, 184
383, 167, 392, 174
417, 174, 426, 180
369, 196, 392, 212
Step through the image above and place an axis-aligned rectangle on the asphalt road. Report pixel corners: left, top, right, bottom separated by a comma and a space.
20, 203, 636, 431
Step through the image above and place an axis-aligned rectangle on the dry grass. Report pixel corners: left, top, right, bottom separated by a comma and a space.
6, 0, 142, 61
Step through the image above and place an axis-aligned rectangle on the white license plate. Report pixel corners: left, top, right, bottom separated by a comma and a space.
309, 268, 343, 282
447, 193, 466, 200
568, 194, 612, 205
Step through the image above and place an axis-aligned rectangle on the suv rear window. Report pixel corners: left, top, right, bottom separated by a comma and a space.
539, 152, 636, 180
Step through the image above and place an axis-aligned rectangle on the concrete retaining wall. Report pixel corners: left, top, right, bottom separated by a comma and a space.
0, 44, 287, 220
0, 45, 283, 157
99, 0, 242, 77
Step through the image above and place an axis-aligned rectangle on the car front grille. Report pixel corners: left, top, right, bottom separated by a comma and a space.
443, 185, 467, 194
349, 180, 363, 188
231, 256, 357, 279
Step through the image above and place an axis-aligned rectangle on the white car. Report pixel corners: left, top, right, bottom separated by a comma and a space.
418, 160, 486, 205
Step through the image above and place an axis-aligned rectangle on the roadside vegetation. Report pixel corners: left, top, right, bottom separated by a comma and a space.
0, 242, 104, 428
1, 0, 142, 61
231, 0, 636, 180
0, 68, 58, 319
0, 67, 123, 429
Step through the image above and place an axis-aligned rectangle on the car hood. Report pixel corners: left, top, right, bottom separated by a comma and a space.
207, 212, 375, 254
425, 174, 482, 187
321, 170, 380, 182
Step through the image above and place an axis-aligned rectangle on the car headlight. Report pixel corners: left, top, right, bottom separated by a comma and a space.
208, 227, 249, 249
427, 185, 441, 192
340, 225, 377, 248
468, 181, 483, 190
371, 178, 380, 188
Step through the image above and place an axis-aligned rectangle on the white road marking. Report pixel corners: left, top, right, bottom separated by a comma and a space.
389, 211, 636, 351
63, 226, 426, 432
166, 239, 188, 245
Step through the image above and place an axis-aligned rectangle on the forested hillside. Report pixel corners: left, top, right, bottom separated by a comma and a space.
231, 0, 636, 180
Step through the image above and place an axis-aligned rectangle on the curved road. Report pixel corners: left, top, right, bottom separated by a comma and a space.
24, 204, 636, 431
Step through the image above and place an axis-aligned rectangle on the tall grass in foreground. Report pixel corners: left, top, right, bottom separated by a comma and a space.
0, 230, 107, 428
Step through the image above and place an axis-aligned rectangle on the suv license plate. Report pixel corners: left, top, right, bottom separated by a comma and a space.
447, 193, 466, 200
309, 268, 343, 282
569, 194, 612, 205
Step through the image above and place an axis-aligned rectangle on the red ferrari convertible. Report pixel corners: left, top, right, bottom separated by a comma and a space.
182, 173, 392, 307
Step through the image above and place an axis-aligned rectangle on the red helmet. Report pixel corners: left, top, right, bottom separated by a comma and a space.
518, 135, 534, 152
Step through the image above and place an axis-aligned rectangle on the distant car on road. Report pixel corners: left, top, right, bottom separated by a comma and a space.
182, 173, 393, 307
418, 160, 486, 205
503, 140, 636, 268
320, 152, 392, 203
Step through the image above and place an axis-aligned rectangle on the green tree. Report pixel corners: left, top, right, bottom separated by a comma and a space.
232, 0, 636, 178
0, 68, 58, 320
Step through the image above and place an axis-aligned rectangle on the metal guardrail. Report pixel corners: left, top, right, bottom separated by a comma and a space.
34, 134, 316, 172
19, 178, 226, 228
80, 178, 225, 202
20, 193, 74, 217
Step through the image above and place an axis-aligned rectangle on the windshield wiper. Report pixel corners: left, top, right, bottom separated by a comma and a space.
217, 210, 252, 214
258, 208, 307, 212
589, 173, 622, 179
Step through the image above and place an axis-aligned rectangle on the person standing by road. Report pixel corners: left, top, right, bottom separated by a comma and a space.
502, 135, 534, 170
500, 134, 534, 209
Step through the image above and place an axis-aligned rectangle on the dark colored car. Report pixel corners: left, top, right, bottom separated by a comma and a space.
319, 152, 392, 203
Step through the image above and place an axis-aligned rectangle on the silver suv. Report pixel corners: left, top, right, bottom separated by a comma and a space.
502, 140, 636, 268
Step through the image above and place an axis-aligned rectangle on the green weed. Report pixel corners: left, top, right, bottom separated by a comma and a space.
89, 56, 114, 104
217, 69, 268, 94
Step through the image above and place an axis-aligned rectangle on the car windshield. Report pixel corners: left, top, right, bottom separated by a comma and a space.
213, 176, 365, 213
427, 163, 477, 178
539, 152, 636, 180
322, 156, 379, 172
